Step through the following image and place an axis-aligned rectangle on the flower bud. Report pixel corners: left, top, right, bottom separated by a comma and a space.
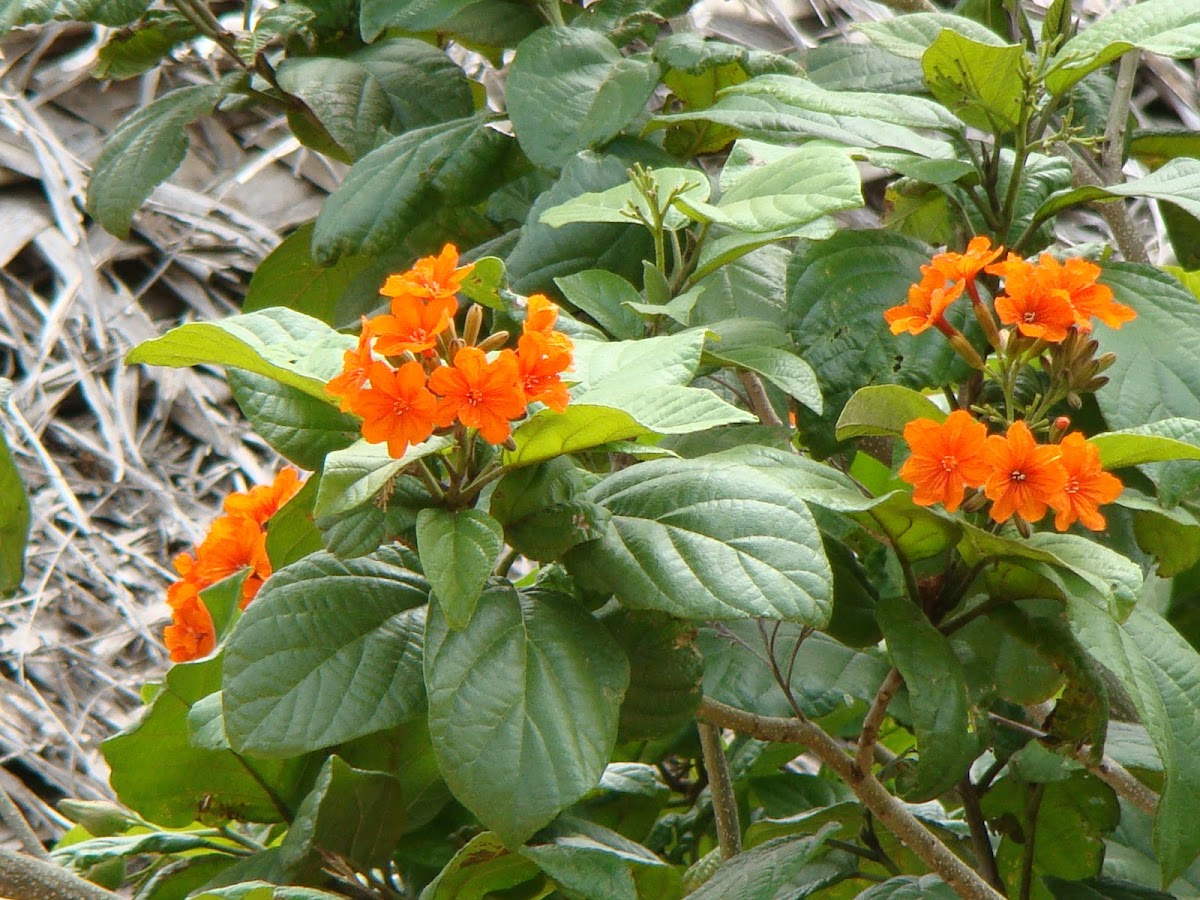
476, 330, 511, 352
463, 304, 484, 346
948, 332, 986, 370
1093, 352, 1117, 374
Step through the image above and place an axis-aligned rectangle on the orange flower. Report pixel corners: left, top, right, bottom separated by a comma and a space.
993, 259, 1077, 343
517, 331, 571, 413
370, 294, 458, 357
524, 293, 573, 355
429, 346, 527, 444
380, 244, 473, 306
327, 319, 375, 412
885, 271, 964, 336
983, 420, 1068, 524
1050, 432, 1123, 531
899, 410, 991, 512
930, 236, 1004, 284
349, 361, 438, 459
1035, 255, 1135, 331
164, 591, 216, 663
194, 514, 272, 608
224, 468, 303, 526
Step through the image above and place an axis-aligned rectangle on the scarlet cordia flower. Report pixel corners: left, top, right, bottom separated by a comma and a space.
899, 410, 991, 512
347, 361, 438, 459
990, 254, 1077, 342
163, 588, 216, 663
524, 293, 574, 356
224, 467, 303, 526
193, 514, 273, 608
370, 293, 458, 357
1050, 432, 1123, 531
429, 346, 527, 444
380, 244, 473, 306
929, 236, 1004, 285
885, 271, 965, 336
517, 331, 572, 413
327, 318, 375, 412
983, 420, 1068, 524
1035, 254, 1135, 331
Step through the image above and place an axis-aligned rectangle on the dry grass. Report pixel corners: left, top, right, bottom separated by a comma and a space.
0, 0, 1193, 859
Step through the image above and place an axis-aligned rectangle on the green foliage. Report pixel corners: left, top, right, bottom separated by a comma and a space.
66, 1, 1200, 897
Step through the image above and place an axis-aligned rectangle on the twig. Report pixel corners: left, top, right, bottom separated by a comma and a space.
698, 697, 1006, 900
1054, 142, 1149, 264
737, 371, 784, 427
0, 785, 46, 859
0, 849, 122, 900
1102, 52, 1140, 178
697, 722, 742, 859
856, 669, 903, 775
959, 777, 1004, 892
1019, 783, 1046, 900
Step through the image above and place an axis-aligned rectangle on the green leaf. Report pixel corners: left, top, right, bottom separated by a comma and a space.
984, 771, 1120, 884
700, 622, 889, 718
280, 757, 406, 873
857, 876, 958, 899
1035, 158, 1200, 226
857, 13, 1008, 59
686, 828, 838, 900
419, 832, 540, 900
556, 270, 645, 340
604, 610, 702, 740
6, 0, 144, 27
416, 508, 503, 629
265, 478, 323, 571
315, 436, 451, 518
1046, 0, 1200, 95
102, 656, 310, 826
540, 167, 709, 232
0, 426, 30, 597
686, 243, 792, 327
458, 256, 506, 311
316, 477, 432, 559
192, 885, 345, 900
505, 148, 659, 295
671, 142, 863, 233
877, 593, 979, 800
1091, 422, 1200, 469
507, 28, 661, 169
360, 0, 476, 38
566, 457, 832, 622
521, 818, 679, 900
228, 371, 359, 471
835, 384, 945, 440
348, 39, 474, 132
705, 345, 823, 414
277, 57, 394, 162
1068, 603, 1200, 884
805, 43, 925, 93
311, 115, 507, 265
126, 307, 353, 403
1094, 264, 1200, 432
243, 223, 373, 324
94, 10, 197, 79
1103, 802, 1200, 895
921, 31, 1025, 132
223, 548, 429, 756
424, 585, 629, 845
787, 231, 973, 455
87, 78, 233, 237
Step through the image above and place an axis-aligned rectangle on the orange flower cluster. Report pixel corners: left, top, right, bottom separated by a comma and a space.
326, 245, 574, 457
886, 238, 1135, 345
164, 469, 302, 663
900, 411, 1122, 530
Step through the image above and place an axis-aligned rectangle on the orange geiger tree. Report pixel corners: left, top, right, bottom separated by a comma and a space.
5, 0, 1200, 899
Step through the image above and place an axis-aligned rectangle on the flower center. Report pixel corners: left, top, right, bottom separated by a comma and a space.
1023, 311, 1037, 323
1010, 469, 1026, 482
940, 455, 958, 472
1066, 477, 1079, 494
466, 388, 485, 405
391, 399, 411, 416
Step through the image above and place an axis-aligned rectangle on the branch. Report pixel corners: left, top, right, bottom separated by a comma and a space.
1102, 52, 1140, 177
959, 777, 1004, 892
698, 722, 742, 859
0, 850, 122, 900
737, 371, 784, 427
697, 698, 1006, 900
1056, 141, 1150, 264
0, 785, 46, 859
856, 669, 903, 775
